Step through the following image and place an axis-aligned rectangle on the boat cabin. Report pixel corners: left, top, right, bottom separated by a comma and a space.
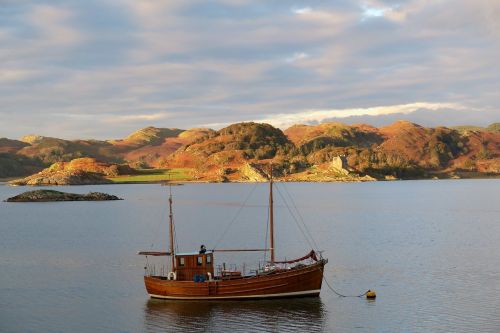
175, 251, 214, 281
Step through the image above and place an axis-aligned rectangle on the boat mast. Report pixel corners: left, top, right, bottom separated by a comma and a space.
168, 184, 175, 271
269, 164, 275, 264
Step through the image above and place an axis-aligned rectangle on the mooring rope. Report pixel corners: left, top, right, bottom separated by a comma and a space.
322, 276, 369, 298
320, 267, 370, 297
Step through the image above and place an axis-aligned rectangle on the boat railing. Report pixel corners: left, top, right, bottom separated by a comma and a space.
215, 258, 320, 278
144, 257, 320, 280
144, 262, 263, 280
144, 263, 173, 278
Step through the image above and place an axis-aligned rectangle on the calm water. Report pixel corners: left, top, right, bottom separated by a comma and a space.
0, 180, 499, 332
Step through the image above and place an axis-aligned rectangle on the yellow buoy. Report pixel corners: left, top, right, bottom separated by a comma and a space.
366, 290, 376, 299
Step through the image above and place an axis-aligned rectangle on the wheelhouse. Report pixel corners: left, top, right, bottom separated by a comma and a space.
175, 252, 214, 281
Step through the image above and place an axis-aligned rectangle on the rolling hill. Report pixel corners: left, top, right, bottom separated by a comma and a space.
1, 121, 499, 181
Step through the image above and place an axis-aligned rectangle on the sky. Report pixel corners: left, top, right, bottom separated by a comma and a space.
1, 0, 499, 139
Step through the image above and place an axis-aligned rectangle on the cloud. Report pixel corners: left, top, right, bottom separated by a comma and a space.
29, 5, 83, 46
0, 0, 498, 139
320, 106, 498, 128
253, 102, 466, 129
201, 102, 469, 129
292, 7, 312, 15
1, 5, 84, 61
361, 6, 391, 20
286, 52, 309, 63
0, 68, 43, 83
103, 112, 171, 123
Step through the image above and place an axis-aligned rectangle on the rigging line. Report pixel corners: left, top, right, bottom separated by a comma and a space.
171, 193, 178, 254
211, 183, 259, 250
276, 186, 319, 250
263, 196, 270, 263
169, 180, 179, 255
173, 216, 178, 254
170, 196, 179, 255
150, 192, 169, 249
169, 179, 179, 256
168, 180, 179, 256
280, 184, 321, 251
274, 184, 316, 251
274, 185, 314, 250
280, 183, 319, 250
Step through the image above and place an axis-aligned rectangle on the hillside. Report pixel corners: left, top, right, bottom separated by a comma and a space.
0, 138, 29, 153
112, 127, 183, 146
17, 136, 118, 165
452, 123, 500, 134
121, 128, 214, 168
164, 122, 295, 181
0, 153, 45, 179
285, 123, 382, 149
14, 127, 192, 168
2, 121, 499, 182
0, 127, 210, 178
9, 158, 132, 185
286, 121, 499, 179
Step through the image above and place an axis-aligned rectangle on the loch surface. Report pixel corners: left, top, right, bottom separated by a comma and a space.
1, 180, 499, 332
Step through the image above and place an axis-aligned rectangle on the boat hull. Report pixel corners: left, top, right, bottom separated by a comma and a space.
144, 261, 326, 300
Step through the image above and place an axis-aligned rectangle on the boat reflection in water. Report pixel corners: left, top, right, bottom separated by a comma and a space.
143, 297, 326, 332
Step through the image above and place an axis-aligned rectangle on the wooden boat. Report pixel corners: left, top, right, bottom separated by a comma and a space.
139, 168, 327, 300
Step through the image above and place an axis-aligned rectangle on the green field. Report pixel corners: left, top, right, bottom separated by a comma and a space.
108, 168, 193, 183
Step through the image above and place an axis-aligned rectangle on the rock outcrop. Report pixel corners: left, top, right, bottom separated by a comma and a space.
329, 155, 351, 176
9, 170, 113, 186
240, 163, 268, 182
8, 158, 135, 185
46, 157, 134, 176
284, 161, 376, 182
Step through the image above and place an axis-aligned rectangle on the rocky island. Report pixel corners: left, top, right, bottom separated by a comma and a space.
5, 190, 123, 202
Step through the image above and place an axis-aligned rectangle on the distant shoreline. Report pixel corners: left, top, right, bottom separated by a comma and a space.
2, 175, 499, 186
2, 121, 498, 185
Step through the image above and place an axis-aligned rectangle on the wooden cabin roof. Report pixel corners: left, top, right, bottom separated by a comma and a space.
176, 251, 213, 256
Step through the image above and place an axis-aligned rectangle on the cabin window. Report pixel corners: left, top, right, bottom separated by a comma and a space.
178, 257, 185, 266
206, 255, 212, 265
197, 256, 203, 266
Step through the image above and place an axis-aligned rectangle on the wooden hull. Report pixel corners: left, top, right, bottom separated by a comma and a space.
144, 261, 326, 300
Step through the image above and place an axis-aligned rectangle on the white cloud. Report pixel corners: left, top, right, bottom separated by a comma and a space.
286, 52, 309, 63
50, 110, 171, 123
361, 6, 391, 20
292, 7, 312, 15
252, 102, 466, 129
104, 112, 171, 123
